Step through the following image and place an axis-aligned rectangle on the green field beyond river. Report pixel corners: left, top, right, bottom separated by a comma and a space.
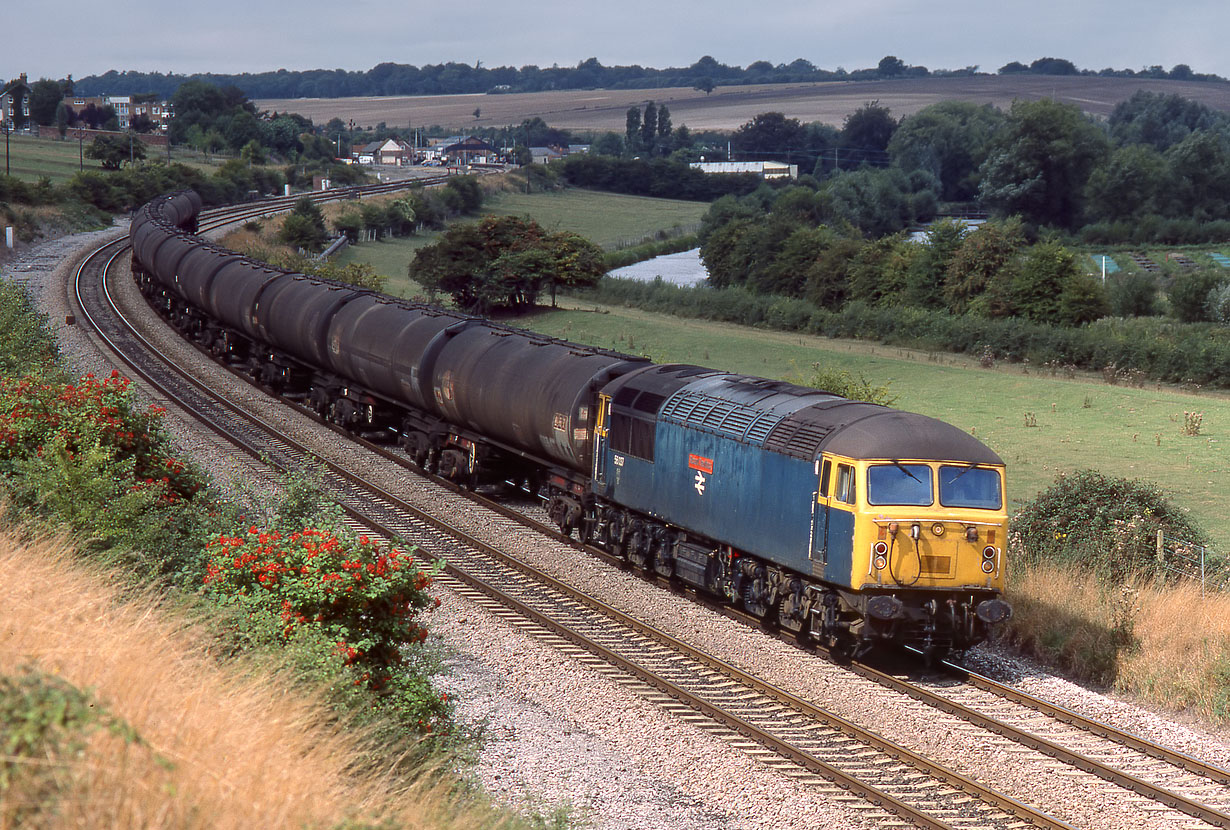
521, 303, 1230, 553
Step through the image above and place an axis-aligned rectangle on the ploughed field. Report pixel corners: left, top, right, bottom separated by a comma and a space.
256, 75, 1230, 132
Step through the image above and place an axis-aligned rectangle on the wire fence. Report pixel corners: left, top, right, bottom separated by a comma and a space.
1158, 530, 1230, 595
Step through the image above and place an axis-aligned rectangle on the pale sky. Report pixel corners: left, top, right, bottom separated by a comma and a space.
6, 0, 1228, 83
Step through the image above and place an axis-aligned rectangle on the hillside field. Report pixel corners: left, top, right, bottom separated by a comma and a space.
256, 75, 1230, 133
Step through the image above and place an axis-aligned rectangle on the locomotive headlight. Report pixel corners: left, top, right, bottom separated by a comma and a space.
872, 541, 888, 570
965, 526, 979, 543
931, 523, 945, 537
982, 545, 997, 559
981, 560, 996, 573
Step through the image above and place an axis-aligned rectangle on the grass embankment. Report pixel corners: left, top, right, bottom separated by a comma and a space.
0, 531, 519, 829
518, 302, 1230, 721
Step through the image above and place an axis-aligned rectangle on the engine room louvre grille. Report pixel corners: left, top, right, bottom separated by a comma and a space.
763, 420, 835, 460
660, 392, 783, 444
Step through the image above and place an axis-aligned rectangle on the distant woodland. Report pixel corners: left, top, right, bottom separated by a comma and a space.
71, 55, 1225, 100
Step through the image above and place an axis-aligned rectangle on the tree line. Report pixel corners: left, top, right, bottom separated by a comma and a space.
65, 55, 1225, 100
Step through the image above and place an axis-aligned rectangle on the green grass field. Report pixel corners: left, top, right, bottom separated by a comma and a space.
0, 134, 224, 184
481, 190, 707, 250
335, 188, 709, 298
518, 302, 1230, 551
1, 134, 106, 182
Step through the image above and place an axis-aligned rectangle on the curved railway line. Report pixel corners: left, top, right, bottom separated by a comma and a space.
60, 191, 1230, 830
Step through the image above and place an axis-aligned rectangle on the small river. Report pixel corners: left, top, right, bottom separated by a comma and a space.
607, 248, 709, 286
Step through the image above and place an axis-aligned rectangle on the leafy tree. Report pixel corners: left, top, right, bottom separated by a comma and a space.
903, 218, 965, 308
1162, 130, 1230, 222
590, 132, 623, 157
1108, 90, 1229, 152
700, 216, 759, 288
409, 216, 603, 313
1167, 268, 1225, 322
333, 210, 363, 243
732, 112, 805, 164
28, 78, 65, 126
656, 105, 672, 152
943, 217, 1025, 314
888, 101, 1007, 201
239, 139, 266, 165
1083, 145, 1167, 223
625, 106, 641, 152
1007, 240, 1105, 325
641, 101, 658, 155
877, 56, 906, 77
278, 195, 327, 251
84, 135, 145, 170
840, 101, 897, 158
825, 167, 938, 238
1029, 57, 1079, 75
978, 99, 1109, 229
1108, 272, 1160, 318
693, 77, 716, 95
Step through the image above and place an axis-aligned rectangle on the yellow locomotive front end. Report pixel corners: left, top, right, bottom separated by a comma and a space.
818, 453, 1011, 655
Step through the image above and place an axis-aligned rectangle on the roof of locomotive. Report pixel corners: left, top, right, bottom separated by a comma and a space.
606, 363, 1002, 466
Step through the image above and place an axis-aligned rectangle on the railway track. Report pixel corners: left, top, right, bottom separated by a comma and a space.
62, 200, 1230, 829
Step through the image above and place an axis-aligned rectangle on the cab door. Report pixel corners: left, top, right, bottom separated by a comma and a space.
592, 393, 611, 491
813, 455, 857, 581
810, 457, 832, 564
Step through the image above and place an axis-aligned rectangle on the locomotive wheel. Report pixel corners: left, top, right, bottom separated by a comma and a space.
741, 568, 773, 619
778, 593, 806, 634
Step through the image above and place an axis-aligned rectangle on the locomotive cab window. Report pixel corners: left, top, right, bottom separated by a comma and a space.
609, 412, 656, 462
819, 458, 832, 497
834, 464, 856, 505
939, 465, 1002, 509
867, 463, 934, 506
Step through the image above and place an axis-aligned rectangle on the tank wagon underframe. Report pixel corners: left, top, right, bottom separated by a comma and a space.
130, 190, 1010, 657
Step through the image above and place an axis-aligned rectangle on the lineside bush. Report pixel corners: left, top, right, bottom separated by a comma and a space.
1010, 469, 1208, 582
202, 527, 450, 733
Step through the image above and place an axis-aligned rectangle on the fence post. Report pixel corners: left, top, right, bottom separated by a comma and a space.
1156, 529, 1165, 569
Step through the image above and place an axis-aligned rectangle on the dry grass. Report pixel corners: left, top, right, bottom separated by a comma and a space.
1006, 560, 1230, 723
0, 529, 517, 830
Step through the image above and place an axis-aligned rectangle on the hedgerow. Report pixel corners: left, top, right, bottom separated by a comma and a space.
583, 276, 1230, 389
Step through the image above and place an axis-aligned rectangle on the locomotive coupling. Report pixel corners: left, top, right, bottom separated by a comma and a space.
975, 598, 1013, 624
866, 595, 905, 621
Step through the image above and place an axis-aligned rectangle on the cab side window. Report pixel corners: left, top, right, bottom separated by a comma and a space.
835, 464, 855, 504
819, 459, 832, 497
